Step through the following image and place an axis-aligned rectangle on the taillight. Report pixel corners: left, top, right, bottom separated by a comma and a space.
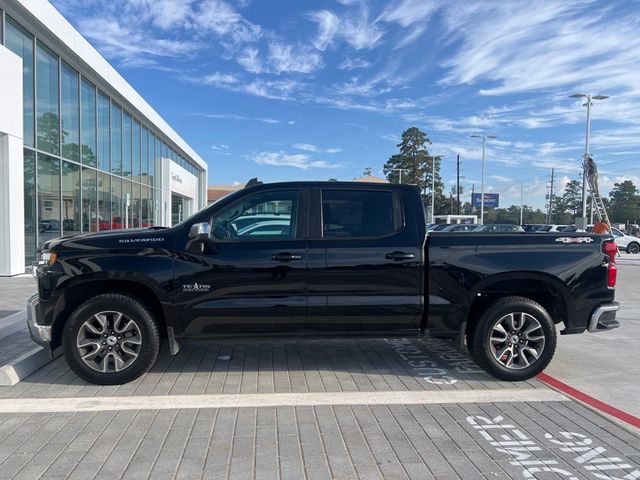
603, 241, 618, 289
607, 262, 617, 288
603, 242, 618, 258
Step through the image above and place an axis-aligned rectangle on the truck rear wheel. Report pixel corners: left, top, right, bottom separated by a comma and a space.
469, 296, 556, 381
62, 294, 160, 385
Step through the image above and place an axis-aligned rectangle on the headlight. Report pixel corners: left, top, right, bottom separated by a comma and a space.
37, 251, 58, 266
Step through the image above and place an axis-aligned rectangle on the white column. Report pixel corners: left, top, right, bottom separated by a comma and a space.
0, 46, 25, 276
161, 157, 171, 226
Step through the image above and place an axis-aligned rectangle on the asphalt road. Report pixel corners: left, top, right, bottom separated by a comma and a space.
545, 254, 640, 418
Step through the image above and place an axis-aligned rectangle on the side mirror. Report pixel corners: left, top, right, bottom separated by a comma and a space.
189, 222, 210, 240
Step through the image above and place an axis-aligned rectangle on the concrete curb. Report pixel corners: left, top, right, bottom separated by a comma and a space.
0, 345, 54, 386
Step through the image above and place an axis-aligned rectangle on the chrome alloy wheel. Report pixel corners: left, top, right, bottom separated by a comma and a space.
76, 311, 142, 373
488, 312, 545, 370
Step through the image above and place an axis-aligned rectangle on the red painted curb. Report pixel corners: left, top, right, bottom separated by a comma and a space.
537, 372, 640, 429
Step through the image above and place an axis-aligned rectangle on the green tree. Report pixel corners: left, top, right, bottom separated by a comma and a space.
608, 180, 640, 223
562, 179, 582, 217
362, 167, 372, 177
383, 127, 445, 213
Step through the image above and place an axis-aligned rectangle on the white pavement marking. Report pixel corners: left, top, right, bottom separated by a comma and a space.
0, 388, 567, 413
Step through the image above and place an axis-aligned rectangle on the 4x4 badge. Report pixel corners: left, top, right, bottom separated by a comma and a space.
182, 283, 211, 292
555, 237, 594, 244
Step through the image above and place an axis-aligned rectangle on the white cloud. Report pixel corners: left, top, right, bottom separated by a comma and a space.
77, 17, 200, 64
211, 144, 231, 155
308, 5, 384, 51
237, 47, 262, 73
293, 143, 341, 154
253, 151, 340, 170
379, 0, 440, 28
438, 1, 640, 100
307, 10, 339, 51
267, 42, 324, 74
379, 0, 439, 48
338, 57, 372, 70
194, 113, 294, 124
200, 72, 239, 85
191, 0, 261, 45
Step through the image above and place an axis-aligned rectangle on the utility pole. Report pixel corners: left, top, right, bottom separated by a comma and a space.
456, 154, 461, 215
520, 180, 524, 225
547, 168, 555, 224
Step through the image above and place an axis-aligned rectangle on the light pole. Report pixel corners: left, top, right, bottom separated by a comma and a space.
431, 155, 437, 220
570, 93, 609, 224
392, 168, 408, 184
471, 134, 496, 225
424, 155, 439, 222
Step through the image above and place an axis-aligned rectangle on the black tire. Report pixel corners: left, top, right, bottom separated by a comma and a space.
627, 242, 639, 254
469, 296, 556, 381
62, 294, 160, 385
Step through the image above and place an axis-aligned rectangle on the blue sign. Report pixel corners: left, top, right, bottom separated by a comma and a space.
472, 193, 500, 208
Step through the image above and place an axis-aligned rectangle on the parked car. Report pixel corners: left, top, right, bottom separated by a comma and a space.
440, 224, 478, 232
62, 219, 77, 231
232, 214, 291, 231
38, 219, 60, 232
473, 224, 525, 233
533, 225, 573, 233
111, 217, 124, 229
611, 227, 640, 254
428, 223, 452, 231
236, 220, 291, 237
29, 181, 620, 385
585, 225, 640, 254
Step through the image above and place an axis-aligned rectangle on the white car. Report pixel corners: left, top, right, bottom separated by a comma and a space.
611, 227, 640, 254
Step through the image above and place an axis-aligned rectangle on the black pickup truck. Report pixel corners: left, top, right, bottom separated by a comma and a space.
28, 181, 620, 385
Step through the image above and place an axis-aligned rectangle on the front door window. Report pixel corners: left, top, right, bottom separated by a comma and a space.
210, 191, 297, 240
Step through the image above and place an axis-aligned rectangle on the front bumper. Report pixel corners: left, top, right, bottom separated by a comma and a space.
26, 294, 52, 346
588, 302, 620, 332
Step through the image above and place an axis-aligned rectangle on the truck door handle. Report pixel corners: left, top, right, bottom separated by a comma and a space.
385, 251, 415, 261
272, 252, 303, 262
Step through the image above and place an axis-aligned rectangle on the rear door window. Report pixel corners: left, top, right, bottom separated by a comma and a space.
321, 190, 397, 238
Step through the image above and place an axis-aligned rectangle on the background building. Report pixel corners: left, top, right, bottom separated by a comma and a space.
0, 0, 208, 275
207, 185, 243, 205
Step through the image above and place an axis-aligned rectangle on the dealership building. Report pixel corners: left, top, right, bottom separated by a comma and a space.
0, 0, 208, 275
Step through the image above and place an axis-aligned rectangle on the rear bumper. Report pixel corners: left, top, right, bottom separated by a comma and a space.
26, 294, 52, 346
588, 302, 620, 332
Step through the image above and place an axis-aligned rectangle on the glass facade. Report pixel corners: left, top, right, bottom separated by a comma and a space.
5, 17, 34, 147
61, 62, 80, 162
36, 41, 59, 155
80, 78, 96, 167
2, 13, 202, 263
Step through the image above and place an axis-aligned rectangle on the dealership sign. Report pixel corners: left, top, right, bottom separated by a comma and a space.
472, 193, 500, 208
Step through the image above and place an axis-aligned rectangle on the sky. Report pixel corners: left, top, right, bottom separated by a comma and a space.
51, 0, 640, 210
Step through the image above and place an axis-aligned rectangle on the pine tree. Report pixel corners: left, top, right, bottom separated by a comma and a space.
383, 127, 445, 213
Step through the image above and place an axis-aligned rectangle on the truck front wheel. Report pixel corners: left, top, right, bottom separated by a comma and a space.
469, 296, 556, 381
62, 294, 160, 385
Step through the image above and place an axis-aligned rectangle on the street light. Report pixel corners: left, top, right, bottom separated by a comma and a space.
392, 168, 408, 184
471, 134, 497, 225
570, 93, 609, 225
